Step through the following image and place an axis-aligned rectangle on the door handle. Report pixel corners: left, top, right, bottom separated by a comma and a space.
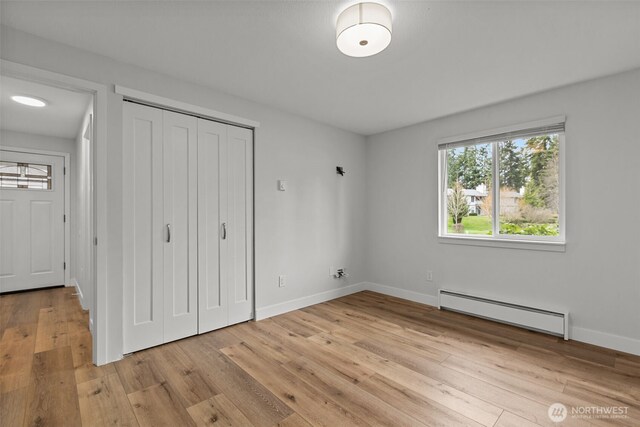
221, 222, 227, 240
166, 224, 171, 243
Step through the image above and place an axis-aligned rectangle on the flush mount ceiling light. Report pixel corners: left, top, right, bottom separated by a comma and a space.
11, 95, 47, 107
336, 2, 392, 58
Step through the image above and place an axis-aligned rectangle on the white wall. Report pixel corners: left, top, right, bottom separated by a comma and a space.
254, 119, 367, 311
365, 68, 640, 354
0, 129, 77, 285
1, 26, 367, 362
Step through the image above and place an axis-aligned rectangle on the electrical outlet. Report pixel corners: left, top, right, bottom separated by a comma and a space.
426, 271, 433, 282
278, 275, 286, 287
329, 266, 337, 277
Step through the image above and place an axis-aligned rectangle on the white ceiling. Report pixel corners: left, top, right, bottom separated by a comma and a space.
1, 76, 92, 139
2, 1, 640, 136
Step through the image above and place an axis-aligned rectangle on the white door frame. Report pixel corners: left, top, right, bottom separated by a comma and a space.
1, 59, 109, 365
0, 147, 70, 287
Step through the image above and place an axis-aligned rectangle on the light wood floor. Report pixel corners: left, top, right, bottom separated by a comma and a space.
1, 287, 639, 426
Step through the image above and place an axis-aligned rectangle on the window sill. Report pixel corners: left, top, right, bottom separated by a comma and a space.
438, 235, 566, 252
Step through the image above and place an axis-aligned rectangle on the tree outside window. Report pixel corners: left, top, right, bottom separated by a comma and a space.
441, 129, 563, 241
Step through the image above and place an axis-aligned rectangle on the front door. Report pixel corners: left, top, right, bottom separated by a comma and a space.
0, 150, 65, 293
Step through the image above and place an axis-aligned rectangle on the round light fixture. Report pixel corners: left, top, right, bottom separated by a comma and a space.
336, 2, 392, 58
11, 95, 47, 108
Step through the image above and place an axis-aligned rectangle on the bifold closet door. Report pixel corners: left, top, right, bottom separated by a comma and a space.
226, 125, 254, 325
197, 119, 227, 332
123, 103, 164, 353
198, 121, 253, 333
162, 111, 198, 342
123, 104, 198, 352
124, 102, 253, 348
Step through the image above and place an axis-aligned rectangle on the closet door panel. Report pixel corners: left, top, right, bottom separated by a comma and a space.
197, 119, 227, 333
123, 103, 164, 353
227, 126, 254, 325
162, 111, 198, 343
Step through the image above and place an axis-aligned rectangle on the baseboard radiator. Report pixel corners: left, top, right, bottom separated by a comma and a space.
438, 289, 568, 340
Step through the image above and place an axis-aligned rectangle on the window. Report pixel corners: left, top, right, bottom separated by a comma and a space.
438, 119, 564, 245
0, 161, 52, 189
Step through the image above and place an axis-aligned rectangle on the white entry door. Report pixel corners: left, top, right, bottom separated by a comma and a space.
0, 150, 65, 293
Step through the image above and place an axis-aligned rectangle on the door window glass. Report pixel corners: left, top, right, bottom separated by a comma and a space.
0, 161, 53, 189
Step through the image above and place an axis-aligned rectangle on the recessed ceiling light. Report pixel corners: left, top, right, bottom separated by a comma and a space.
336, 2, 392, 58
11, 95, 47, 108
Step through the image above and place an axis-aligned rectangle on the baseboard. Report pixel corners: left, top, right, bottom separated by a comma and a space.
254, 281, 435, 320
364, 282, 439, 307
254, 281, 640, 356
72, 278, 82, 299
571, 327, 640, 356
255, 282, 367, 320
364, 283, 640, 356
72, 278, 88, 310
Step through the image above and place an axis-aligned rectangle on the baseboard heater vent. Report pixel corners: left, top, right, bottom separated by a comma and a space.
438, 289, 568, 340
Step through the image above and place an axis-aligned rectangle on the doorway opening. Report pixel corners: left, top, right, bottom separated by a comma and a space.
0, 72, 98, 355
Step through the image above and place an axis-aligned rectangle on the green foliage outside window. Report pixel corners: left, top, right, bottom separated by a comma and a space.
446, 133, 560, 237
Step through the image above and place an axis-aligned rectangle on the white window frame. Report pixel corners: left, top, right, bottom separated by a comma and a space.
437, 116, 566, 252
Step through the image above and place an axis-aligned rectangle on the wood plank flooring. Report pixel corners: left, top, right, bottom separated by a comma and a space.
1, 287, 639, 426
